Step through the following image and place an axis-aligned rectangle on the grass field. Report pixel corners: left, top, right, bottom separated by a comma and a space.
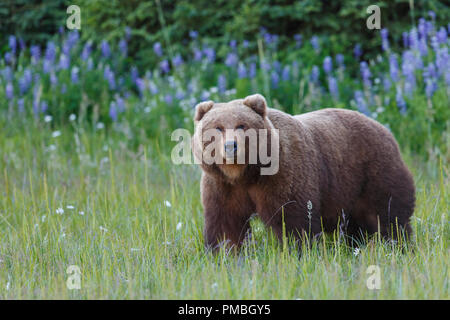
0, 123, 448, 299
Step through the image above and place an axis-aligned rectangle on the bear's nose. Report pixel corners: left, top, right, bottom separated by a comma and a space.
224, 140, 237, 157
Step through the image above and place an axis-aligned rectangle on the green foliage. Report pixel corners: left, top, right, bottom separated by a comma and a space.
0, 0, 69, 45
76, 0, 450, 62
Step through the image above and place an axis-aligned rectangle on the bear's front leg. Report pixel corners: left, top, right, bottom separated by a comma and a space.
201, 174, 255, 252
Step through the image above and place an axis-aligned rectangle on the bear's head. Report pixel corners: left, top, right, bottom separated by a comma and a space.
192, 94, 279, 181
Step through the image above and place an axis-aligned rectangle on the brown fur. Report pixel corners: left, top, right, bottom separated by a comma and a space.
193, 94, 415, 251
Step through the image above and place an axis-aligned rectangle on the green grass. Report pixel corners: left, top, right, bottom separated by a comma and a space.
0, 123, 448, 299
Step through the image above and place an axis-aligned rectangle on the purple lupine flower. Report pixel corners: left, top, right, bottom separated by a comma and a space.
109, 101, 118, 121
237, 63, 247, 78
135, 78, 145, 95
45, 41, 56, 62
101, 40, 111, 58
360, 61, 371, 88
327, 76, 338, 99
148, 81, 158, 94
261, 61, 271, 71
402, 32, 409, 48
354, 91, 369, 116
9, 35, 17, 54
43, 60, 52, 74
4, 52, 13, 64
2, 66, 13, 81
59, 54, 70, 70
310, 36, 320, 52
271, 71, 279, 88
423, 62, 437, 79
395, 86, 407, 114
426, 21, 434, 36
18, 38, 25, 52
172, 54, 184, 67
87, 59, 93, 71
61, 84, 67, 94
189, 30, 198, 39
383, 77, 391, 91
193, 47, 202, 61
153, 42, 163, 57
428, 11, 436, 20
354, 44, 362, 58
273, 61, 282, 73
323, 56, 332, 74
203, 47, 215, 63
243, 40, 249, 48
418, 38, 428, 56
81, 42, 92, 61
175, 90, 185, 100
5, 82, 14, 99
164, 94, 173, 105
437, 27, 448, 44
116, 96, 126, 112
218, 74, 226, 93
119, 39, 127, 56
425, 78, 437, 98
225, 53, 238, 67
249, 62, 257, 79
19, 70, 32, 95
71, 66, 79, 83
131, 66, 138, 83
281, 66, 290, 81
435, 47, 449, 73
50, 73, 58, 86
68, 30, 79, 47
30, 45, 41, 63
294, 34, 302, 48
401, 51, 416, 90
310, 65, 319, 83
430, 36, 439, 52
418, 18, 427, 40
40, 100, 48, 113
200, 91, 210, 101
336, 54, 345, 69
103, 66, 116, 89
381, 28, 389, 51
229, 40, 237, 49
409, 28, 419, 50
389, 54, 399, 81
17, 98, 24, 113
160, 60, 170, 73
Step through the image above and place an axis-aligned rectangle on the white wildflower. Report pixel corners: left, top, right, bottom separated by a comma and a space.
44, 115, 53, 123
176, 222, 182, 231
52, 130, 61, 138
99, 226, 108, 232
164, 200, 172, 208
56, 207, 64, 215
69, 114, 76, 121
353, 247, 360, 256
66, 205, 75, 210
78, 211, 85, 216
96, 122, 105, 129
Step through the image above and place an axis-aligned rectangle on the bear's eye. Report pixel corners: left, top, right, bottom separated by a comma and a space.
216, 127, 223, 132
235, 124, 245, 130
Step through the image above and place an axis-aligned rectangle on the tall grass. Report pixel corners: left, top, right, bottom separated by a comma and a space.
0, 122, 447, 299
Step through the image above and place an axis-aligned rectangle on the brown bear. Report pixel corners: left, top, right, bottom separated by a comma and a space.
193, 93, 415, 251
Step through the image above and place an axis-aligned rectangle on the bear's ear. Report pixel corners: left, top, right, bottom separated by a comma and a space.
194, 100, 214, 121
243, 94, 267, 117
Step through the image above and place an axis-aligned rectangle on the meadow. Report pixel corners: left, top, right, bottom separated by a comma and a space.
0, 14, 449, 299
